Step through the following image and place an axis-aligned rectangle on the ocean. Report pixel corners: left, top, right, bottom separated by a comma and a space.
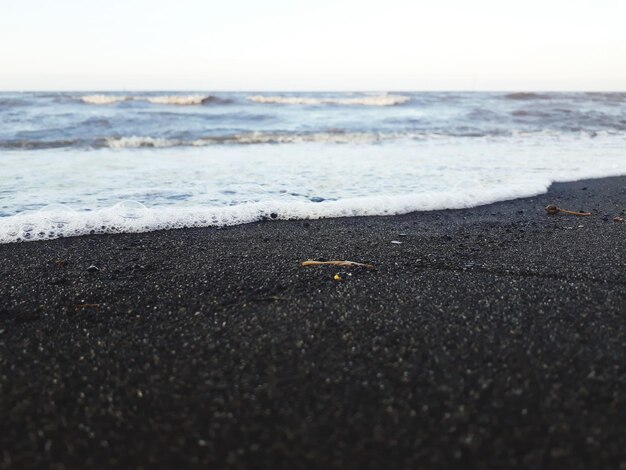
1, 91, 625, 243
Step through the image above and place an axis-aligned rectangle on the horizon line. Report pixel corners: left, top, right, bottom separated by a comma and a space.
1, 89, 625, 93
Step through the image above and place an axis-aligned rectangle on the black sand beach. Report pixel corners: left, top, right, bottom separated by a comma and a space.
1, 176, 625, 469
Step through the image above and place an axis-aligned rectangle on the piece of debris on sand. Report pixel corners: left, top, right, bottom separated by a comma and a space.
301, 260, 375, 269
545, 205, 591, 216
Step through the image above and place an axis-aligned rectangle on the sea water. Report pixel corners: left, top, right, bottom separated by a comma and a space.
0, 92, 624, 243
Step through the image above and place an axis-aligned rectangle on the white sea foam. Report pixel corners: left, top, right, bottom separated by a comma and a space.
0, 181, 552, 243
247, 94, 410, 106
3, 167, 625, 244
145, 95, 211, 105
81, 95, 129, 105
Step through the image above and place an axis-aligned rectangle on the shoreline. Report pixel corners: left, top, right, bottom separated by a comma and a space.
2, 176, 626, 469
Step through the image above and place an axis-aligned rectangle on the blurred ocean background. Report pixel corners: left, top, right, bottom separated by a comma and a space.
1, 91, 625, 242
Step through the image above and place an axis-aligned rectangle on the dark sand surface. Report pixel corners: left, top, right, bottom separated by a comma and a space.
1, 176, 626, 469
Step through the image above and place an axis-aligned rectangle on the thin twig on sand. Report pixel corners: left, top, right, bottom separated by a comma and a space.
74, 303, 100, 310
545, 205, 592, 216
301, 260, 375, 269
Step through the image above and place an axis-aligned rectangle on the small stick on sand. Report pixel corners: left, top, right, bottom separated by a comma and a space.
74, 303, 100, 310
301, 260, 375, 269
545, 205, 592, 217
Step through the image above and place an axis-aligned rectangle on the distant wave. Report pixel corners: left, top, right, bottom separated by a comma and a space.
585, 92, 626, 102
247, 94, 410, 106
105, 132, 385, 148
105, 130, 623, 149
511, 109, 553, 118
0, 98, 30, 107
198, 131, 388, 145
200, 96, 233, 105
145, 95, 214, 105
0, 132, 442, 150
81, 117, 111, 128
0, 133, 391, 150
2, 128, 621, 151
0, 139, 84, 150
81, 95, 129, 105
80, 94, 228, 105
503, 92, 551, 101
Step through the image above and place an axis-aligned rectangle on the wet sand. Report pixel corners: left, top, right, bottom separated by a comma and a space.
1, 176, 625, 469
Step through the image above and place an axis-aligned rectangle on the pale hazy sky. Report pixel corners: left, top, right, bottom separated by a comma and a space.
1, 0, 625, 91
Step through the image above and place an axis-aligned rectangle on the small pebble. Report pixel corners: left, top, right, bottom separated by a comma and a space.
391, 240, 402, 245
333, 272, 351, 281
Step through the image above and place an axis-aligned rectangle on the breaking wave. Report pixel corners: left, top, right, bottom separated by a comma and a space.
145, 95, 214, 105
80, 94, 224, 105
247, 94, 410, 106
0, 139, 84, 150
105, 136, 180, 148
193, 131, 390, 145
104, 130, 624, 148
81, 95, 129, 105
104, 132, 387, 148
2, 129, 621, 151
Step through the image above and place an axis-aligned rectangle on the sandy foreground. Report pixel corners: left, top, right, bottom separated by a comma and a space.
1, 176, 625, 469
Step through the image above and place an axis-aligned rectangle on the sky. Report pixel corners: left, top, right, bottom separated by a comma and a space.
1, 0, 625, 91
